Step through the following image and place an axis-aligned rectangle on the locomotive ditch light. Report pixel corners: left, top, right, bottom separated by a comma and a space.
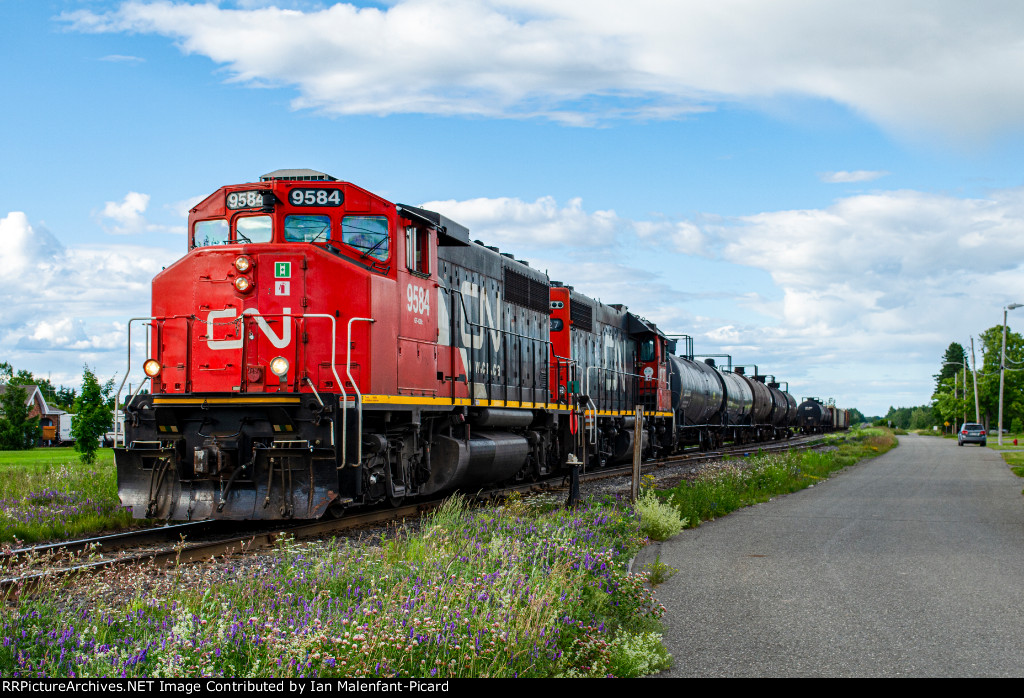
143, 359, 162, 378
234, 255, 253, 272
269, 356, 290, 377
234, 276, 253, 293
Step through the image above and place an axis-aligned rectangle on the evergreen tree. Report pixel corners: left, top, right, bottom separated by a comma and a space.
847, 407, 867, 425
71, 365, 114, 465
934, 342, 966, 392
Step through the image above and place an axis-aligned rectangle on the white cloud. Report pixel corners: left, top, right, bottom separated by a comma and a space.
99, 54, 145, 63
635, 220, 708, 256
15, 318, 123, 352
820, 170, 889, 184
428, 187, 1024, 413
0, 212, 65, 279
99, 192, 185, 235
62, 1, 1024, 140
421, 195, 622, 247
687, 188, 1024, 405
167, 194, 206, 219
100, 191, 151, 234
0, 211, 175, 388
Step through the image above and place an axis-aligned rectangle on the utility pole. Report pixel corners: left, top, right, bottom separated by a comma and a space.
971, 337, 981, 423
999, 303, 1022, 446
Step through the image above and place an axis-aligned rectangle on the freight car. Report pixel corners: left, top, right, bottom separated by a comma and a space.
795, 397, 839, 434
115, 170, 842, 521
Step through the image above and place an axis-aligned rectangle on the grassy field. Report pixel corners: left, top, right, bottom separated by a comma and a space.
997, 449, 1024, 478
0, 447, 134, 545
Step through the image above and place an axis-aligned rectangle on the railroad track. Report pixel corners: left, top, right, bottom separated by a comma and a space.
0, 434, 828, 595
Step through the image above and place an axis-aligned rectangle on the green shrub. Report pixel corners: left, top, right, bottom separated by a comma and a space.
635, 489, 686, 541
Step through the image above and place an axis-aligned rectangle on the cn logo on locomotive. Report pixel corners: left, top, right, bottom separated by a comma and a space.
206, 307, 292, 350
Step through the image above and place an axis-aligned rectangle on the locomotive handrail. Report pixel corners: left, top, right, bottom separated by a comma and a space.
584, 365, 646, 445
551, 353, 577, 406
117, 315, 195, 447
120, 312, 345, 445
295, 313, 343, 453
346, 317, 375, 466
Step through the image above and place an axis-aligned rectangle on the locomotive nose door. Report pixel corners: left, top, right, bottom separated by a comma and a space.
249, 253, 306, 391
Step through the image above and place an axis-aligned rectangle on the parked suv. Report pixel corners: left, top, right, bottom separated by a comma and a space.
958, 423, 987, 447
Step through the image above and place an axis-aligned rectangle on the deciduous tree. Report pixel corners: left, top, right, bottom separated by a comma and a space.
977, 325, 1024, 430
0, 382, 41, 449
71, 365, 113, 465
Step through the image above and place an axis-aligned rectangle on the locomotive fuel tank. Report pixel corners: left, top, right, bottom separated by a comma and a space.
423, 432, 532, 496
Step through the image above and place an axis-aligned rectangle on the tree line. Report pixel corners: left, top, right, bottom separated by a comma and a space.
0, 362, 113, 463
878, 325, 1024, 432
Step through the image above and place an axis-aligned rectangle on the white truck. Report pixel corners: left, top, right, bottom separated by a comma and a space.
58, 413, 75, 444
102, 411, 125, 447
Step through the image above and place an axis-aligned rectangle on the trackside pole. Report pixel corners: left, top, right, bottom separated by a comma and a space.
631, 405, 643, 503
565, 453, 582, 508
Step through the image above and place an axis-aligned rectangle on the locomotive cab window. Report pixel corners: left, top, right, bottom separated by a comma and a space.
194, 219, 230, 247
406, 225, 430, 275
235, 215, 273, 243
640, 338, 656, 362
342, 215, 389, 261
285, 214, 331, 243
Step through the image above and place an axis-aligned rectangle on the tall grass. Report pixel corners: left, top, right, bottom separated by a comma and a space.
665, 429, 897, 527
0, 448, 133, 544
1, 494, 672, 678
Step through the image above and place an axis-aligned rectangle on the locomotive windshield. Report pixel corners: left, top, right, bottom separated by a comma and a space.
193, 217, 274, 247
194, 219, 230, 246
285, 214, 331, 242
235, 215, 273, 243
342, 215, 389, 261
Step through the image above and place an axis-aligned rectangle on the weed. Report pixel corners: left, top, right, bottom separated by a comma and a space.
643, 554, 677, 586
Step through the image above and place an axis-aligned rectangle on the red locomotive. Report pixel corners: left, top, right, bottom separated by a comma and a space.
116, 169, 831, 521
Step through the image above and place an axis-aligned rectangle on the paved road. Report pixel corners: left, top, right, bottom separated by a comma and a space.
638, 434, 1024, 677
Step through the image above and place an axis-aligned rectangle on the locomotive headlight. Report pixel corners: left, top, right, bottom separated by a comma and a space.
234, 255, 252, 272
234, 276, 252, 292
143, 359, 162, 378
269, 356, 290, 377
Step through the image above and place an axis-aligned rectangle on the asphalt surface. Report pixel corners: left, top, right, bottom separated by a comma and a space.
638, 434, 1024, 677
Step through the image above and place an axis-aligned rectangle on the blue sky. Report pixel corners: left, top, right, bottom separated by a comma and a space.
5, 0, 1024, 416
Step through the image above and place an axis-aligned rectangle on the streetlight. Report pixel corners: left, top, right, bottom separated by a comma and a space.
998, 303, 1023, 446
